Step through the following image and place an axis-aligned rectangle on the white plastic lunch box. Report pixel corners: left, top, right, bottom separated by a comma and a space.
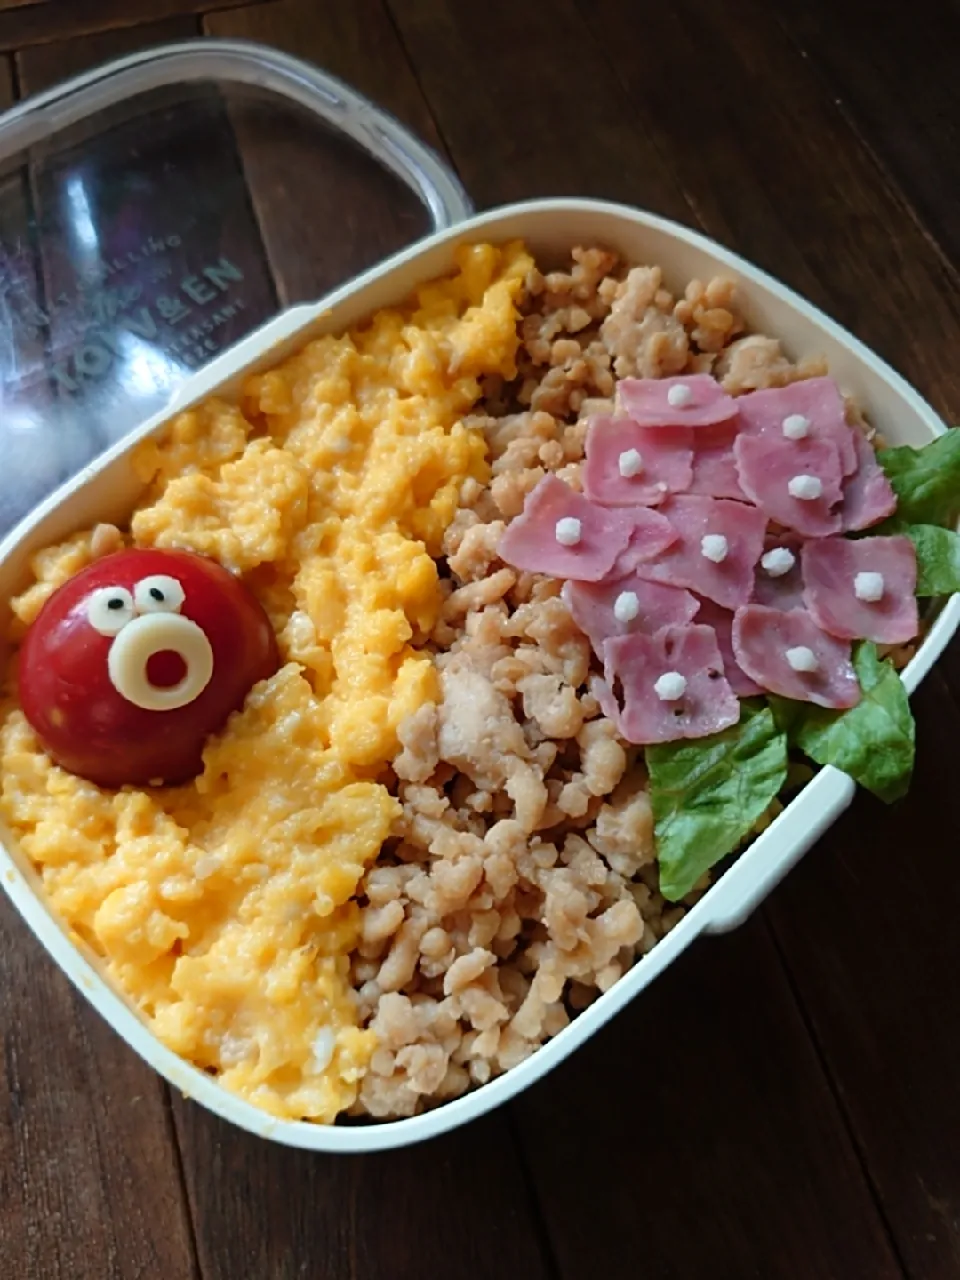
0, 42, 956, 1154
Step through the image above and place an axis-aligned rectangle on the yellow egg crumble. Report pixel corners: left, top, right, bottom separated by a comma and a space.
0, 241, 532, 1121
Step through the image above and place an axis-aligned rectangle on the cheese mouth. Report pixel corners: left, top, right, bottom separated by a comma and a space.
107, 612, 214, 711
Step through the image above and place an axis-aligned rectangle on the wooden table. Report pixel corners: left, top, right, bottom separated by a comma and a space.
2, 3, 959, 1277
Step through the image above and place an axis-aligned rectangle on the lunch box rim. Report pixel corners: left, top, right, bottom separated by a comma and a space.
0, 196, 955, 1154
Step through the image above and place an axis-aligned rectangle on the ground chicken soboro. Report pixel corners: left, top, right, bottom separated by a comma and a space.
0, 242, 531, 1122
351, 247, 830, 1119
1, 242, 834, 1123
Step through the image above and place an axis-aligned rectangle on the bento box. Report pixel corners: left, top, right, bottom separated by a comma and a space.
1, 192, 957, 1153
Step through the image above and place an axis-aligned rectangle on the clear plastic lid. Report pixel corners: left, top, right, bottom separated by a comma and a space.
0, 39, 471, 533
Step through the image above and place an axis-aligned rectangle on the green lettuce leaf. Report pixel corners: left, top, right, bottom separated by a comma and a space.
877, 429, 960, 528
769, 644, 914, 804
900, 523, 960, 596
647, 703, 788, 903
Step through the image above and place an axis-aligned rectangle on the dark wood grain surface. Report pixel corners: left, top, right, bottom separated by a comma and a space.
0, 0, 257, 52
204, 0, 444, 304
1, 2, 958, 1277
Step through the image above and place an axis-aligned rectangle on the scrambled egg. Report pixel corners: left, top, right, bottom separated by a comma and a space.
0, 242, 532, 1121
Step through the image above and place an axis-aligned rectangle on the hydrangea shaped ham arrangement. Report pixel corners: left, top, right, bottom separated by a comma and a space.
498, 369, 960, 901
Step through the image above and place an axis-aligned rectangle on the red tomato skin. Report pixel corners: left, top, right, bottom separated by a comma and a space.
19, 549, 279, 787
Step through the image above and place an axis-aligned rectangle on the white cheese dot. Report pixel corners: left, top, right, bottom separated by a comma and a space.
786, 646, 819, 673
654, 671, 687, 701
700, 533, 729, 563
854, 570, 885, 602
760, 547, 796, 577
613, 590, 640, 623
787, 473, 823, 501
618, 448, 644, 477
782, 413, 811, 440
667, 383, 693, 407
555, 517, 582, 546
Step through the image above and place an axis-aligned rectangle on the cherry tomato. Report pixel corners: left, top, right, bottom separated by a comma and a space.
19, 548, 279, 787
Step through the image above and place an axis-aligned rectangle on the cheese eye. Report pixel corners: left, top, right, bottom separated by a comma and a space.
134, 575, 185, 615
86, 586, 135, 636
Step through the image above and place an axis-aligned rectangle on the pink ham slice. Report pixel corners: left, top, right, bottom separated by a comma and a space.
603, 624, 741, 744
734, 433, 843, 537
735, 377, 858, 476
583, 417, 693, 507
634, 493, 767, 610
616, 374, 738, 428
688, 423, 748, 501
608, 509, 680, 578
563, 575, 700, 656
801, 535, 918, 644
693, 598, 763, 696
732, 605, 861, 708
752, 560, 806, 612
589, 674, 622, 726
839, 430, 898, 532
498, 474, 634, 581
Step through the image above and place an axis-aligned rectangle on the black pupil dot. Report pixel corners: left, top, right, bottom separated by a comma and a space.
107, 598, 124, 610
149, 587, 164, 602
